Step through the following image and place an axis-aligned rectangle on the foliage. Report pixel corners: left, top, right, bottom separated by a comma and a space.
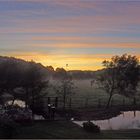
0, 115, 18, 138
96, 54, 140, 108
0, 105, 32, 123
112, 54, 139, 97
54, 67, 67, 79
0, 104, 33, 138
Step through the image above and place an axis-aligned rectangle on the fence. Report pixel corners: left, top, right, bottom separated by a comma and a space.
43, 96, 140, 110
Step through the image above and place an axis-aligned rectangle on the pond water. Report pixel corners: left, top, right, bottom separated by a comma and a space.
7, 100, 25, 107
74, 111, 140, 130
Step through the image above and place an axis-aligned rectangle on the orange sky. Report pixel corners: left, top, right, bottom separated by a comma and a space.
9, 53, 139, 71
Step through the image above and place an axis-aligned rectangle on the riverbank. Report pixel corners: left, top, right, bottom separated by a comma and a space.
1, 121, 140, 139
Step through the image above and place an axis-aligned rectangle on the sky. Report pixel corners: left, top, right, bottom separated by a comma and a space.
0, 0, 140, 70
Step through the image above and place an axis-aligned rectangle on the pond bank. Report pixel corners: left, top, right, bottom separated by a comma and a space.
57, 105, 140, 121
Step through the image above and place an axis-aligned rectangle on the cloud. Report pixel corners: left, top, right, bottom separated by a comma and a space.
0, 0, 140, 35
1, 14, 140, 36
31, 36, 140, 44
0, 0, 96, 9
0, 1, 140, 70
31, 42, 140, 49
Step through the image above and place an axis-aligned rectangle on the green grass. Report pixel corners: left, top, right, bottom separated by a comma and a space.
6, 121, 140, 139
49, 79, 139, 109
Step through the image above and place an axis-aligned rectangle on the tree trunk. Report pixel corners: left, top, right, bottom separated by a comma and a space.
106, 94, 113, 108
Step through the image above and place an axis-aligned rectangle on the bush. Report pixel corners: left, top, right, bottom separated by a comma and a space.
83, 121, 100, 133
0, 114, 18, 138
0, 105, 33, 125
13, 109, 33, 124
0, 105, 33, 138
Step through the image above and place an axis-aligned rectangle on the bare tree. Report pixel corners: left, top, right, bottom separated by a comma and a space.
97, 61, 117, 108
56, 77, 75, 110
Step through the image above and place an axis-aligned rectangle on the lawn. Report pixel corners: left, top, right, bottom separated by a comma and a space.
49, 79, 139, 109
3, 121, 140, 139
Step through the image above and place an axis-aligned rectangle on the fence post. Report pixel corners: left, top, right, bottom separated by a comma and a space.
55, 97, 58, 108
48, 97, 50, 105
134, 110, 136, 117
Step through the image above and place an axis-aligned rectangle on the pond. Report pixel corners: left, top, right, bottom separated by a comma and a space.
7, 99, 26, 107
74, 111, 140, 130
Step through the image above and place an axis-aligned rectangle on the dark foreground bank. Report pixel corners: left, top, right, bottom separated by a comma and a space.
1, 120, 140, 139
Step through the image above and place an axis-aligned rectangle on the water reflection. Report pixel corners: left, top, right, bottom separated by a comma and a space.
74, 111, 140, 130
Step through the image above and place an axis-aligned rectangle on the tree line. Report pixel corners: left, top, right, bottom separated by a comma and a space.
0, 56, 49, 113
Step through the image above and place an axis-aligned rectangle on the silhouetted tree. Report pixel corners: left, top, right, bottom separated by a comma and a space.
56, 76, 75, 110
21, 61, 49, 110
55, 67, 67, 79
97, 61, 117, 108
0, 56, 49, 110
97, 54, 139, 108
113, 54, 139, 105
0, 57, 23, 105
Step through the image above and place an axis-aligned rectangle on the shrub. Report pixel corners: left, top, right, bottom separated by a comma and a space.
83, 121, 100, 133
0, 105, 33, 138
1, 105, 33, 125
0, 114, 18, 138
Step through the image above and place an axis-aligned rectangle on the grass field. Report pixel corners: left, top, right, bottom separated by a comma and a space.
49, 79, 140, 109
2, 121, 140, 139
